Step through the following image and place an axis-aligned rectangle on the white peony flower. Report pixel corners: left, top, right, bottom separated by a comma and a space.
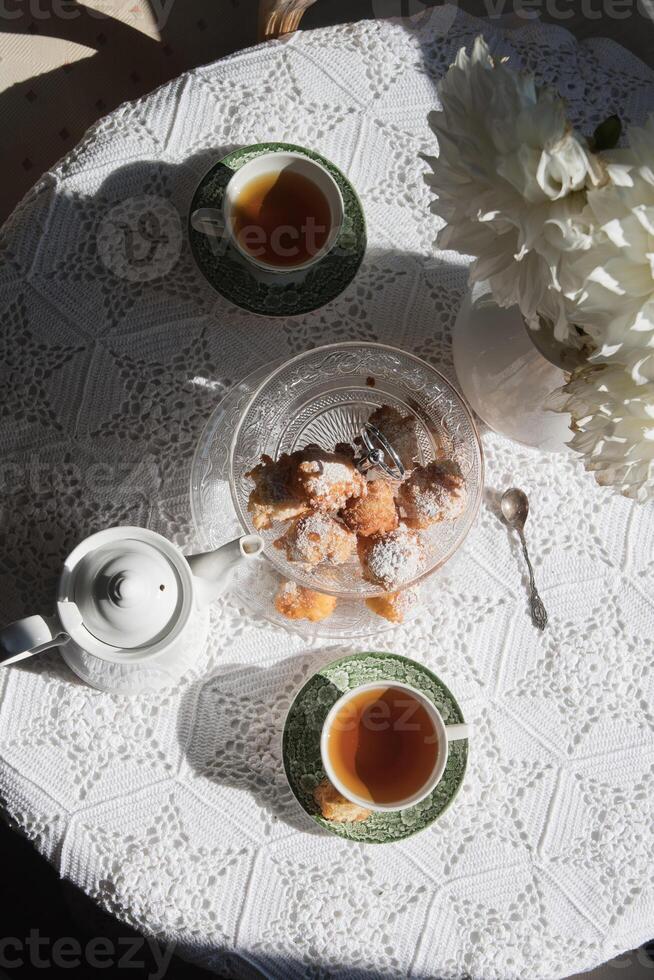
562, 116, 654, 360
555, 354, 654, 501
425, 36, 603, 338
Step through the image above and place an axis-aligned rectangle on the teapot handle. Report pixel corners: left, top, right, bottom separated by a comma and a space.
0, 616, 70, 667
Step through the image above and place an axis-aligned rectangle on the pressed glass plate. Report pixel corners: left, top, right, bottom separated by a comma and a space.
229, 343, 484, 597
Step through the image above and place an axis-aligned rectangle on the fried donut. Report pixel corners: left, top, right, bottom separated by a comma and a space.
275, 581, 337, 622
367, 405, 421, 470
397, 459, 466, 528
365, 587, 420, 624
245, 452, 309, 530
340, 478, 399, 537
313, 778, 371, 823
294, 448, 366, 512
276, 512, 356, 566
358, 525, 423, 591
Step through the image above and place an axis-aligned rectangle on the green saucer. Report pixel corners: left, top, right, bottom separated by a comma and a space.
283, 652, 468, 844
188, 142, 367, 317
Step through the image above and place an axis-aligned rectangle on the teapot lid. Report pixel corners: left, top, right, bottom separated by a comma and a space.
62, 529, 186, 650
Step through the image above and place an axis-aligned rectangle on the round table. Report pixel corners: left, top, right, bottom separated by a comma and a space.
1, 9, 653, 979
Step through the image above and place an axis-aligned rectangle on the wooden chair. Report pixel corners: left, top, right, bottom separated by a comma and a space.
258, 0, 318, 41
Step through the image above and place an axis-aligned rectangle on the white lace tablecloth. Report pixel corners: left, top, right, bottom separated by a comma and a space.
1, 10, 653, 979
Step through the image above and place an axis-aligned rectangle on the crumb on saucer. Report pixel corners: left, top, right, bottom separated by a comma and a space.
314, 778, 371, 823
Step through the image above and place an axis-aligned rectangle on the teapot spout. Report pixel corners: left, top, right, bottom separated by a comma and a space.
187, 534, 264, 608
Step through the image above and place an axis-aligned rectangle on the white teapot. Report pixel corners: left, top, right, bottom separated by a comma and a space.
0, 526, 263, 695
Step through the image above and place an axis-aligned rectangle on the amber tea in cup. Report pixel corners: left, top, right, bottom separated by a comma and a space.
323, 684, 439, 807
223, 150, 344, 273
231, 170, 332, 268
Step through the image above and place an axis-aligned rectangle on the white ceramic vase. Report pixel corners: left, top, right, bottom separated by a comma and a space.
452, 282, 572, 454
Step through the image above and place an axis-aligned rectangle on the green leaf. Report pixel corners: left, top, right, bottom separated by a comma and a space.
591, 115, 622, 152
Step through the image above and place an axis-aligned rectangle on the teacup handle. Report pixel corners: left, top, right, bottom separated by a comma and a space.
0, 616, 70, 667
445, 723, 469, 741
190, 208, 226, 239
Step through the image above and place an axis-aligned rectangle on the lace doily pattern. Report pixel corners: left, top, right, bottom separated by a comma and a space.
0, 10, 653, 979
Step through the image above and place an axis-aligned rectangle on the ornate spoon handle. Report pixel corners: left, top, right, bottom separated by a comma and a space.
517, 528, 548, 630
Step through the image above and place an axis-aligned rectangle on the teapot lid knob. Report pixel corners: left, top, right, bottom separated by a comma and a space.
107, 572, 148, 608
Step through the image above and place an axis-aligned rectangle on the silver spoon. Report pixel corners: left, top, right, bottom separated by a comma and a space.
500, 488, 548, 630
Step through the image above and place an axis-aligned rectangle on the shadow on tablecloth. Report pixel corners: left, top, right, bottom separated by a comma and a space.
0, 142, 482, 652
177, 650, 349, 838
